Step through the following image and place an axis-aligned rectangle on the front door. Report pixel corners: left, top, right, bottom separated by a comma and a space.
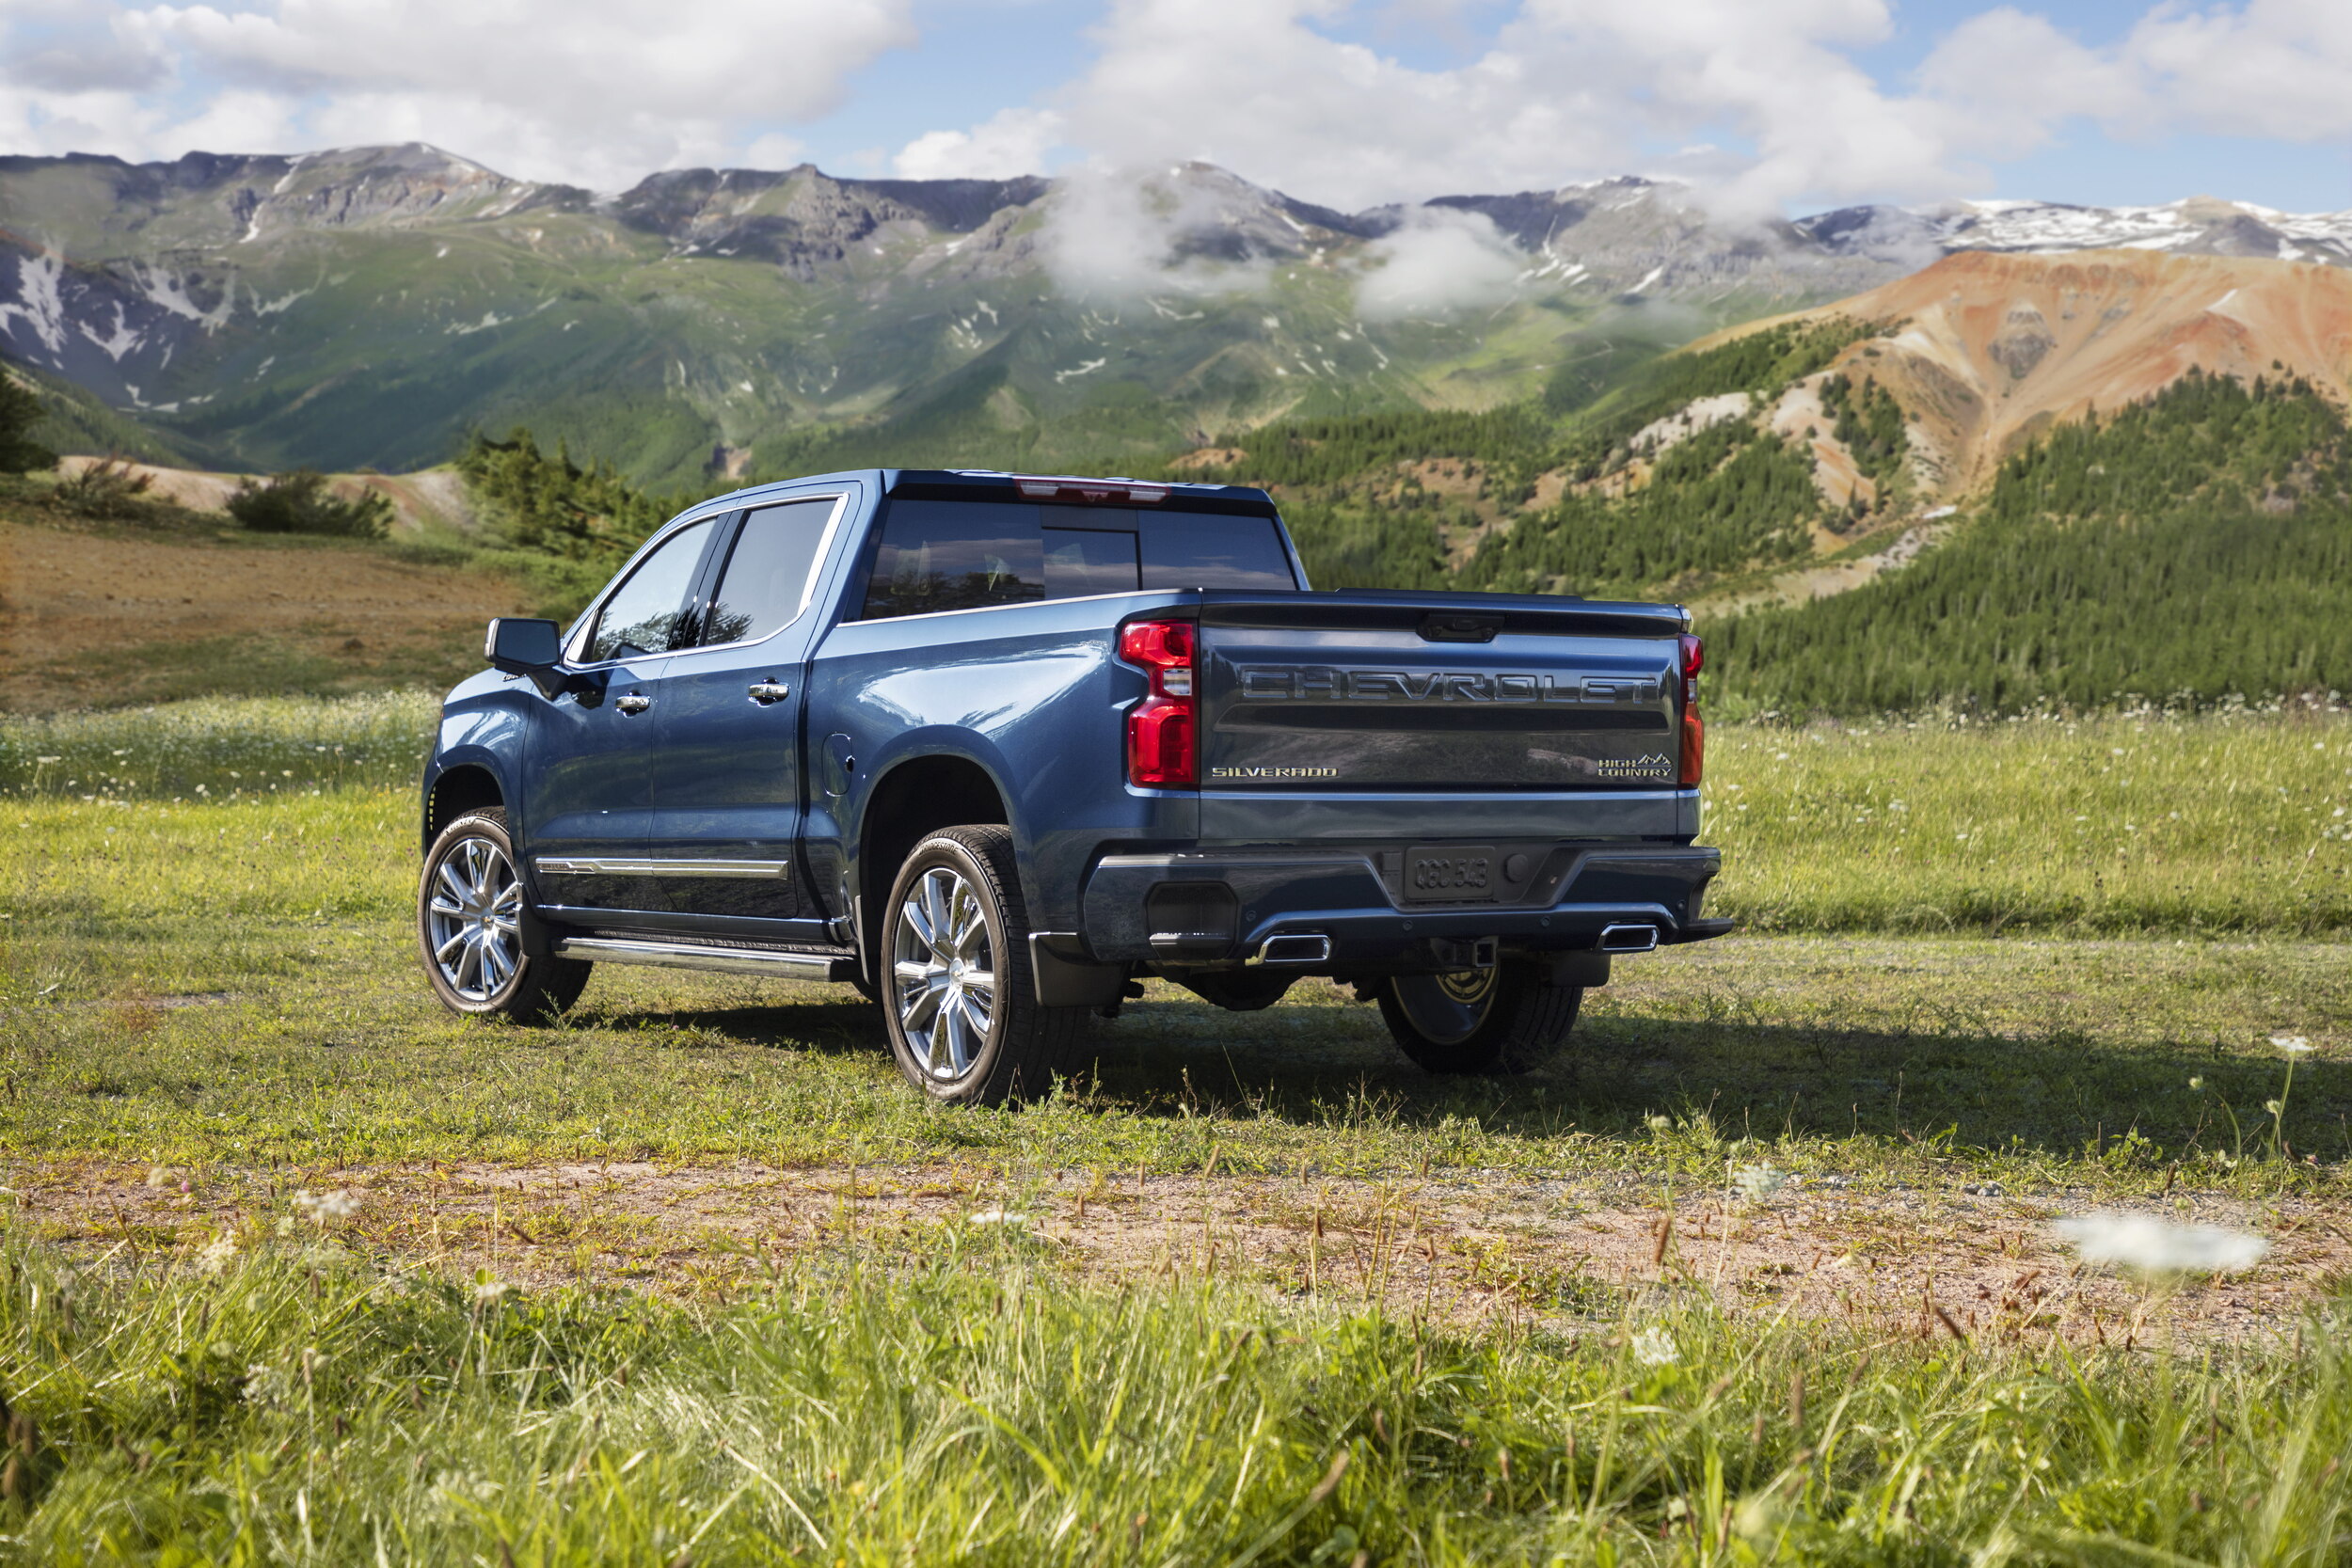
644, 493, 850, 922
521, 514, 725, 919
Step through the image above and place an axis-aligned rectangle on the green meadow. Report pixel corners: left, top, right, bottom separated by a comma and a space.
4, 696, 2350, 1562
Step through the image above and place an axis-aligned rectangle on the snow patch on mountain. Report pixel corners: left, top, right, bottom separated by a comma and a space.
0, 253, 68, 355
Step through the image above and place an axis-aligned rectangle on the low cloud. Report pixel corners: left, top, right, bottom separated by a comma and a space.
1350, 209, 1523, 321
894, 107, 1063, 181
1041, 166, 1281, 300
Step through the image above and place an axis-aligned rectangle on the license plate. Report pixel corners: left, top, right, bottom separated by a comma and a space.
1404, 846, 1499, 903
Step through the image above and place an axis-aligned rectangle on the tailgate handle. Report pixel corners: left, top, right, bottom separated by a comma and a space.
1419, 612, 1502, 643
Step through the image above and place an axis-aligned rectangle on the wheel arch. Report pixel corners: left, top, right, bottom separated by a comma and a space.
422, 761, 506, 854
853, 751, 1013, 977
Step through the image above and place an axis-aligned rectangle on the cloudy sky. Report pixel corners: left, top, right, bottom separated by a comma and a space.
1, 0, 2345, 214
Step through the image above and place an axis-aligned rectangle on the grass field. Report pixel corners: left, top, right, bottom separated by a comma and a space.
7, 1237, 2349, 1564
5, 699, 2350, 1561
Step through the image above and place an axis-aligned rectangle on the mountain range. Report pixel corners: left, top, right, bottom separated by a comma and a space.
4, 141, 2347, 489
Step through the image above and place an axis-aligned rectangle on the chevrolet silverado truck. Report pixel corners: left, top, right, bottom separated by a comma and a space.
417, 468, 1729, 1103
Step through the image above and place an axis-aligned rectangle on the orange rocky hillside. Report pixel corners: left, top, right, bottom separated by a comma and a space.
1707, 249, 2352, 498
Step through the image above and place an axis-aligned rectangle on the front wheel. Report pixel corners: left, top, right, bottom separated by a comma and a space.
879, 825, 1083, 1105
418, 809, 591, 1021
1377, 964, 1581, 1075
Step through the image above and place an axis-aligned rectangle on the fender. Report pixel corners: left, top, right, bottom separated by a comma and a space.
839, 724, 1026, 914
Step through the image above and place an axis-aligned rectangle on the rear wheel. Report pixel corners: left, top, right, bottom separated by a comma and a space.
879, 826, 1084, 1106
418, 809, 591, 1021
1377, 964, 1581, 1075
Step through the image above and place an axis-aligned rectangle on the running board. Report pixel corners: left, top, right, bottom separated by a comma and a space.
551, 936, 858, 983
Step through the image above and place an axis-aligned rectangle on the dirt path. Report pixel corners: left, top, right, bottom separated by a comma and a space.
24, 1159, 2345, 1346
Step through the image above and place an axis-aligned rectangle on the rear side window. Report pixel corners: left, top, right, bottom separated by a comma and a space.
583, 516, 715, 661
702, 499, 835, 646
861, 500, 1044, 619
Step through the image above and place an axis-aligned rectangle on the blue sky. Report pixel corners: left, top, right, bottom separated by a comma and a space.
2, 0, 2346, 214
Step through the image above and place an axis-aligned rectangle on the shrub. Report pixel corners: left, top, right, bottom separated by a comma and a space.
50, 457, 154, 519
226, 470, 393, 539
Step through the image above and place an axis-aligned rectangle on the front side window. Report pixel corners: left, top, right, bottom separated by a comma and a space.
861, 500, 1044, 620
583, 517, 715, 662
702, 499, 836, 646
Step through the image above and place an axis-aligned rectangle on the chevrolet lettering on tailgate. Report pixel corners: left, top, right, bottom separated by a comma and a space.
1235, 667, 1663, 705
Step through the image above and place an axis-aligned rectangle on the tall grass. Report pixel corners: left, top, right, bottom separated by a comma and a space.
5, 1230, 2347, 1564
1705, 708, 2352, 935
0, 691, 437, 800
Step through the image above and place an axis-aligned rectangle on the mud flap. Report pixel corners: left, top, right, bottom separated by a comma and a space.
1029, 932, 1128, 1007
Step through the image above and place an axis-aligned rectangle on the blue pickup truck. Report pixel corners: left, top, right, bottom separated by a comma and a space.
418, 468, 1728, 1102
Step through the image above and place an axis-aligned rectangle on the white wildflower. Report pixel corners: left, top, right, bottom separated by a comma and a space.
2269, 1036, 2314, 1055
146, 1164, 178, 1189
1732, 1164, 1788, 1203
969, 1210, 1029, 1227
2188, 1076, 2204, 1091
2053, 1212, 2267, 1275
472, 1277, 510, 1305
195, 1233, 238, 1275
1646, 1115, 1674, 1132
1630, 1327, 1680, 1367
291, 1188, 360, 1225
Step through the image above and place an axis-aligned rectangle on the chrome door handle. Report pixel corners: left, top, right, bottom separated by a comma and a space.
615, 691, 653, 715
747, 679, 791, 705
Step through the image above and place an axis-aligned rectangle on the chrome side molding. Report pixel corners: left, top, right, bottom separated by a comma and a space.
535, 857, 790, 879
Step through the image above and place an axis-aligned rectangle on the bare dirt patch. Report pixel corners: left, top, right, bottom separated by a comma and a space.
1168, 446, 1248, 471
54, 458, 482, 538
29, 1160, 2345, 1345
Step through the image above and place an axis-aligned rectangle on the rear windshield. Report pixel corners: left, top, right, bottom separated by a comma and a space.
859, 499, 1295, 620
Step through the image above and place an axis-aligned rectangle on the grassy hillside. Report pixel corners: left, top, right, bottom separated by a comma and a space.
6, 357, 211, 467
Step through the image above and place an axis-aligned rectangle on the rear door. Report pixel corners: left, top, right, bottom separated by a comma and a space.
643, 489, 853, 920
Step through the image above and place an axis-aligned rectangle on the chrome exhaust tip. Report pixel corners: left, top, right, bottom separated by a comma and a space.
1597, 924, 1661, 953
1255, 933, 1333, 965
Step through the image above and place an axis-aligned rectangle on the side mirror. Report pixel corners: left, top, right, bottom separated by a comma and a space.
485, 618, 568, 697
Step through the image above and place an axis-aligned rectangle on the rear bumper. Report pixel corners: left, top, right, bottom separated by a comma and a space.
1076, 844, 1725, 967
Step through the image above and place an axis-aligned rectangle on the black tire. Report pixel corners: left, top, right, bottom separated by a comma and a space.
418, 809, 591, 1022
1377, 962, 1581, 1075
877, 825, 1084, 1106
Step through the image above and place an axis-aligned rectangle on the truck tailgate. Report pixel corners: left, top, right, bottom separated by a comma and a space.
1196, 591, 1688, 793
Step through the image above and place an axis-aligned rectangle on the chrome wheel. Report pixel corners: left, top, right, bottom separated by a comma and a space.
891, 864, 997, 1081
425, 834, 522, 1003
1390, 969, 1498, 1046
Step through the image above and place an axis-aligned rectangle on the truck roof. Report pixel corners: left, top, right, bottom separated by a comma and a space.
691, 467, 1280, 518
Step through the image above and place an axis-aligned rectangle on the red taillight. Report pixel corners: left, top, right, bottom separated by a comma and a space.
1120, 618, 1197, 786
1677, 633, 1704, 787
